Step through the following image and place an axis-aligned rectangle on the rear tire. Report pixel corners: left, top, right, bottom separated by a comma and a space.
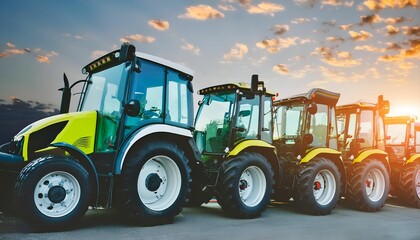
400, 162, 420, 208
119, 140, 191, 225
294, 158, 341, 215
217, 152, 274, 218
346, 159, 390, 212
14, 156, 91, 231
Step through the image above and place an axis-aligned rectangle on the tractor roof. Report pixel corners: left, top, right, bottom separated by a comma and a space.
385, 115, 417, 124
198, 82, 275, 96
82, 48, 194, 78
274, 88, 340, 106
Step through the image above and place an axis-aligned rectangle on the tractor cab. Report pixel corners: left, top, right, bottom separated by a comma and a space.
272, 88, 340, 161
194, 75, 274, 156
385, 116, 418, 163
336, 96, 389, 162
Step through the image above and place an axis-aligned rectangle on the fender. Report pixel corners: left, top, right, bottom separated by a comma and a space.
406, 153, 420, 164
115, 124, 192, 174
299, 147, 341, 164
227, 140, 275, 157
353, 149, 388, 164
50, 142, 99, 205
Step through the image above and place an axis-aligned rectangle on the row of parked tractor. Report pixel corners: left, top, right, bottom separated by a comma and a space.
0, 43, 419, 231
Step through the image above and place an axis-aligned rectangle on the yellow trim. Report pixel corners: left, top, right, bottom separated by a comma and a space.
353, 149, 387, 163
299, 148, 341, 164
227, 140, 274, 157
406, 154, 420, 164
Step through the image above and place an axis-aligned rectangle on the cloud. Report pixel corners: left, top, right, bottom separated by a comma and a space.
0, 97, 59, 144
360, 14, 381, 25
148, 19, 169, 31
181, 40, 200, 55
354, 44, 385, 52
179, 5, 225, 20
222, 43, 248, 62
322, 0, 354, 7
379, 39, 420, 61
348, 30, 373, 41
63, 33, 83, 39
385, 25, 399, 35
273, 64, 289, 75
1, 42, 57, 64
246, 2, 285, 16
291, 18, 311, 24
218, 4, 236, 11
403, 26, 420, 36
386, 42, 402, 51
256, 37, 301, 53
339, 24, 352, 30
327, 36, 345, 42
35, 51, 58, 64
313, 47, 361, 67
362, 0, 418, 11
294, 0, 316, 8
385, 17, 405, 24
272, 24, 289, 35
120, 34, 155, 43
314, 66, 363, 84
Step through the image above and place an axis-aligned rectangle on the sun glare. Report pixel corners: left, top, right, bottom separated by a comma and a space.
388, 105, 420, 119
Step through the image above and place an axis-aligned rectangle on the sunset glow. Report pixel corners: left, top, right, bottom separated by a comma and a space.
0, 0, 419, 114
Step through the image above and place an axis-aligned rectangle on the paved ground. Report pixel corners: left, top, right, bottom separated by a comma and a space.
1, 198, 420, 240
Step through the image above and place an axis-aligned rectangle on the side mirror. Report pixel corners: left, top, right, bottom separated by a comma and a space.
308, 104, 318, 115
119, 43, 136, 62
124, 99, 140, 117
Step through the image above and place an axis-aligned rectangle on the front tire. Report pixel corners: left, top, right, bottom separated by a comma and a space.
400, 162, 420, 208
119, 140, 191, 225
346, 159, 390, 212
217, 152, 274, 219
294, 158, 341, 215
14, 156, 92, 231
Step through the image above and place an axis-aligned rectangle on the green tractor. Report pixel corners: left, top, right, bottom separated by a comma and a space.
385, 115, 420, 207
336, 96, 390, 211
191, 75, 277, 218
0, 43, 200, 230
272, 89, 344, 215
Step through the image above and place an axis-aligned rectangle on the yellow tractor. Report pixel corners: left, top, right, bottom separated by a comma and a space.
272, 88, 344, 215
336, 96, 390, 211
385, 115, 420, 207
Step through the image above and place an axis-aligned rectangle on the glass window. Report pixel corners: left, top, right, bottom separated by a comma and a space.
261, 96, 272, 143
166, 69, 193, 126
359, 110, 374, 149
236, 96, 259, 141
81, 63, 126, 152
273, 104, 304, 144
308, 104, 328, 147
195, 93, 235, 153
416, 130, 420, 153
124, 60, 165, 135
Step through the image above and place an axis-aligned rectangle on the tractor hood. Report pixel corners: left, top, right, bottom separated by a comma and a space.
11, 111, 97, 160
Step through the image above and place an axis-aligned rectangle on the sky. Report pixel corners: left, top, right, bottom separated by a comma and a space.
0, 0, 419, 120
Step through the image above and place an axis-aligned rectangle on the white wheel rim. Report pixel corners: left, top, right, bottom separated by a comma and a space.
313, 169, 336, 206
238, 166, 266, 207
138, 156, 181, 211
34, 171, 81, 218
415, 169, 420, 198
365, 168, 385, 202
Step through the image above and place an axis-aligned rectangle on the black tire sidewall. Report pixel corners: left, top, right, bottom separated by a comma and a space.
219, 152, 274, 218
295, 158, 341, 214
15, 156, 91, 230
120, 141, 190, 224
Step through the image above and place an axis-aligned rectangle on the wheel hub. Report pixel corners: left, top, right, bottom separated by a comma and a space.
314, 181, 322, 190
239, 179, 248, 191
145, 173, 162, 192
47, 185, 67, 203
